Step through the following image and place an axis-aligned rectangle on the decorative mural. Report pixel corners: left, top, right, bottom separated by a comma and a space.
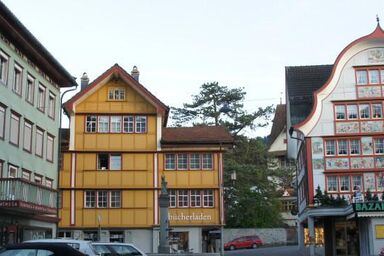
311, 138, 323, 156
350, 157, 374, 169
313, 159, 324, 170
376, 157, 384, 168
357, 86, 381, 98
362, 137, 373, 155
361, 121, 384, 133
364, 173, 376, 191
325, 158, 349, 170
368, 49, 384, 63
335, 122, 359, 134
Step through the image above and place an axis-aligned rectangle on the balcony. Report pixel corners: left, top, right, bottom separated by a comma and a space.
0, 178, 57, 215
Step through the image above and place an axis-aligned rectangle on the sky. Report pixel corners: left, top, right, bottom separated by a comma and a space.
2, 0, 384, 137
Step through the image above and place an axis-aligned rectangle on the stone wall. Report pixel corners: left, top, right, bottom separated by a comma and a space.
224, 228, 297, 245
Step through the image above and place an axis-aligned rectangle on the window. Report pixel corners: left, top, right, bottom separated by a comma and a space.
26, 74, 35, 104
0, 105, 5, 139
325, 140, 336, 155
169, 190, 176, 208
98, 116, 109, 133
13, 64, 22, 95
165, 154, 176, 170
375, 138, 384, 154
190, 190, 201, 207
35, 128, 44, 157
37, 84, 46, 112
352, 176, 362, 191
372, 103, 383, 118
108, 88, 125, 100
338, 140, 348, 155
8, 165, 18, 178
347, 105, 358, 119
48, 93, 56, 119
34, 174, 43, 184
135, 116, 146, 133
177, 154, 188, 170
98, 191, 108, 208
86, 115, 97, 132
23, 120, 33, 152
178, 190, 189, 207
110, 154, 121, 170
189, 154, 201, 169
110, 116, 122, 133
356, 70, 368, 85
9, 112, 20, 146
202, 153, 213, 169
85, 191, 96, 208
45, 178, 53, 188
203, 190, 214, 207
22, 169, 31, 180
0, 50, 9, 84
340, 176, 350, 191
98, 154, 109, 170
381, 70, 384, 84
359, 104, 370, 119
350, 139, 360, 155
369, 70, 380, 84
335, 105, 346, 120
47, 134, 54, 162
377, 174, 384, 191
123, 116, 134, 133
110, 191, 121, 208
327, 176, 338, 192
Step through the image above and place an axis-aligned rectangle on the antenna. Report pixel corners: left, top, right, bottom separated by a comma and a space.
377, 14, 380, 25
280, 91, 283, 104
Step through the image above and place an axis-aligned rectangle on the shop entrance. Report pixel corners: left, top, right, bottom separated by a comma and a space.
335, 221, 359, 256
169, 232, 189, 253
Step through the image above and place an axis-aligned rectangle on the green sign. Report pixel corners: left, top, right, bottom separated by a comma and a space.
355, 202, 384, 212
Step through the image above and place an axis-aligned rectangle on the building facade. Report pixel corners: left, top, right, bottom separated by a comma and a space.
288, 23, 384, 256
58, 64, 233, 253
0, 2, 77, 246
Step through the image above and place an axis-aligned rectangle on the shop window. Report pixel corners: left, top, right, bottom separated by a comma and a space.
58, 231, 72, 239
350, 140, 360, 155
338, 140, 348, 155
110, 231, 124, 243
202, 154, 213, 169
169, 232, 189, 253
375, 138, 384, 154
347, 105, 358, 119
86, 115, 97, 132
325, 140, 336, 155
0, 50, 9, 85
373, 104, 383, 118
356, 70, 368, 85
203, 190, 214, 207
327, 176, 338, 192
177, 154, 188, 170
85, 191, 96, 208
84, 231, 98, 241
178, 190, 189, 207
359, 104, 370, 119
190, 190, 201, 207
189, 154, 201, 170
165, 154, 176, 170
335, 105, 346, 120
340, 176, 350, 191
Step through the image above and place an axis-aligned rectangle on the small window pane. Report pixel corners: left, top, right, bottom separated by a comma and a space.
98, 191, 108, 208
85, 191, 96, 208
189, 154, 201, 169
35, 128, 44, 157
369, 70, 380, 84
203, 189, 214, 207
123, 116, 134, 133
165, 154, 176, 170
335, 105, 346, 120
372, 104, 382, 118
202, 153, 213, 169
10, 113, 20, 145
110, 116, 122, 133
356, 70, 368, 85
177, 154, 188, 170
110, 191, 121, 208
327, 176, 338, 192
340, 176, 350, 191
338, 140, 348, 155
26, 75, 35, 104
350, 140, 360, 155
86, 115, 97, 133
352, 176, 362, 191
0, 105, 5, 139
98, 154, 109, 170
0, 50, 9, 84
347, 105, 358, 119
110, 154, 121, 170
359, 104, 370, 119
98, 116, 109, 133
135, 116, 146, 133
178, 190, 189, 207
23, 121, 32, 152
169, 190, 176, 208
326, 140, 336, 155
47, 135, 54, 162
375, 138, 384, 154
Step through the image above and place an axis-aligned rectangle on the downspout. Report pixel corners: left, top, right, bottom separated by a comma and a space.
56, 84, 78, 237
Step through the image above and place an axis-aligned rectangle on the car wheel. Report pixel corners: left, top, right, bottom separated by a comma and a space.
230, 245, 235, 250
251, 243, 258, 249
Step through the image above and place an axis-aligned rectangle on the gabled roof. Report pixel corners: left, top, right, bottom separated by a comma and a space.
286, 65, 333, 126
63, 64, 170, 125
0, 2, 76, 87
268, 104, 286, 147
161, 126, 233, 147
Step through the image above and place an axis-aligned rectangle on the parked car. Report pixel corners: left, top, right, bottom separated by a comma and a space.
224, 235, 263, 250
92, 242, 147, 256
24, 239, 99, 255
0, 242, 86, 256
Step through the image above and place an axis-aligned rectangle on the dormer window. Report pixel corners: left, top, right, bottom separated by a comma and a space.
108, 88, 125, 100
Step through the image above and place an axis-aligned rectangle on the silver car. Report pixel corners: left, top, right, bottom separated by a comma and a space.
92, 242, 147, 256
24, 239, 100, 256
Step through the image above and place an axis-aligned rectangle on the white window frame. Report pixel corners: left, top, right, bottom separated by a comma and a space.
110, 191, 121, 208
109, 154, 121, 170
85, 191, 96, 208
347, 105, 358, 119
48, 92, 56, 119
327, 176, 338, 192
338, 140, 348, 155
190, 190, 201, 207
97, 191, 108, 208
203, 189, 214, 207
23, 120, 33, 152
350, 139, 360, 155
0, 50, 9, 85
123, 116, 134, 133
9, 112, 20, 146
35, 128, 44, 157
372, 103, 383, 118
177, 154, 188, 170
37, 84, 46, 112
98, 116, 109, 133
340, 176, 350, 192
169, 190, 176, 208
177, 190, 189, 208
0, 105, 5, 140
13, 63, 22, 95
86, 115, 97, 133
135, 116, 147, 133
325, 140, 336, 156
335, 105, 346, 120
47, 134, 54, 162
26, 74, 35, 105
165, 154, 176, 170
110, 116, 122, 133
375, 138, 384, 154
8, 165, 18, 178
352, 176, 363, 191
108, 88, 125, 100
189, 153, 201, 170
356, 70, 368, 85
369, 69, 380, 84
359, 104, 370, 119
202, 153, 213, 169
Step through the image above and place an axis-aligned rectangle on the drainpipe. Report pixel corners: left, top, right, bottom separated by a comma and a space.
56, 84, 78, 237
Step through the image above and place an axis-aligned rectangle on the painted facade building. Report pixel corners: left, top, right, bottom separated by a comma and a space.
0, 2, 77, 246
58, 64, 233, 253
288, 23, 384, 256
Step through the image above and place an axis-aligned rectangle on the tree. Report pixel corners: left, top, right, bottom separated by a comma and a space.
171, 82, 273, 136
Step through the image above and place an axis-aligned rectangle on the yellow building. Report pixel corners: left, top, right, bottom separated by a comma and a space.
58, 64, 233, 253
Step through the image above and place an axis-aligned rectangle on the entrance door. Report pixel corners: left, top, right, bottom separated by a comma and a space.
335, 221, 359, 256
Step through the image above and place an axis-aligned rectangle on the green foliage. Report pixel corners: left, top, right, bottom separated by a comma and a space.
313, 187, 347, 207
366, 189, 373, 201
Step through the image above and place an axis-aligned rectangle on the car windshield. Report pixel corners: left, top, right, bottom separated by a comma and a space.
109, 245, 142, 255
65, 243, 80, 250
93, 244, 114, 256
0, 249, 55, 256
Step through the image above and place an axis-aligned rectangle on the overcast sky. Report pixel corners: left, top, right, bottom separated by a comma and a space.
2, 0, 384, 137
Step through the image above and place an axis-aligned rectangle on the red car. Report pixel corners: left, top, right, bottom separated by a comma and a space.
224, 235, 263, 250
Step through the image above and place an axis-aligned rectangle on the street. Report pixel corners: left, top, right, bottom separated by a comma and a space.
225, 245, 301, 256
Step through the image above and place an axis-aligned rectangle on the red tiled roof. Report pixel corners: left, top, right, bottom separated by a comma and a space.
63, 64, 169, 122
161, 126, 233, 145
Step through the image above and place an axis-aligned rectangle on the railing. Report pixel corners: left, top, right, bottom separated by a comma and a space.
0, 178, 57, 211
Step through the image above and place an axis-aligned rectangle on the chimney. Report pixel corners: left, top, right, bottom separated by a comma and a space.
80, 72, 89, 90
131, 66, 140, 81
